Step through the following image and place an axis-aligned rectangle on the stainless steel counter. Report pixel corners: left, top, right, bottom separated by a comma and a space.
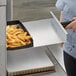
23, 46, 67, 76
7, 18, 67, 76
22, 18, 67, 76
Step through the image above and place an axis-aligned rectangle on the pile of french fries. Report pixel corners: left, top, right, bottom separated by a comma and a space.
6, 25, 32, 48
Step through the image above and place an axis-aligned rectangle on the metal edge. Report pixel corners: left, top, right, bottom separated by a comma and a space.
50, 11, 67, 35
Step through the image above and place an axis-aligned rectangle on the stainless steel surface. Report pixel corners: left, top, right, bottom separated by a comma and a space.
23, 18, 66, 47
0, 0, 7, 76
0, 6, 6, 76
7, 46, 67, 76
0, 6, 6, 45
7, 17, 67, 76
7, 47, 55, 75
47, 44, 66, 71
50, 12, 67, 42
0, 45, 6, 76
0, 0, 6, 5
22, 46, 67, 76
6, 0, 13, 20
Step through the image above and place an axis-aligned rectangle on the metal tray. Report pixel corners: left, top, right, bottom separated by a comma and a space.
7, 20, 33, 50
23, 15, 67, 47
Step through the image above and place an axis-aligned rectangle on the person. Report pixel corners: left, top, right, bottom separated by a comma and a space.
55, 0, 76, 76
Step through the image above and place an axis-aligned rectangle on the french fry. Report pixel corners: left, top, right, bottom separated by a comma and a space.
6, 25, 32, 48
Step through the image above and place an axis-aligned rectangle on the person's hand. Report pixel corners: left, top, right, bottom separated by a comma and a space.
59, 42, 64, 47
72, 17, 76, 21
65, 19, 76, 30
